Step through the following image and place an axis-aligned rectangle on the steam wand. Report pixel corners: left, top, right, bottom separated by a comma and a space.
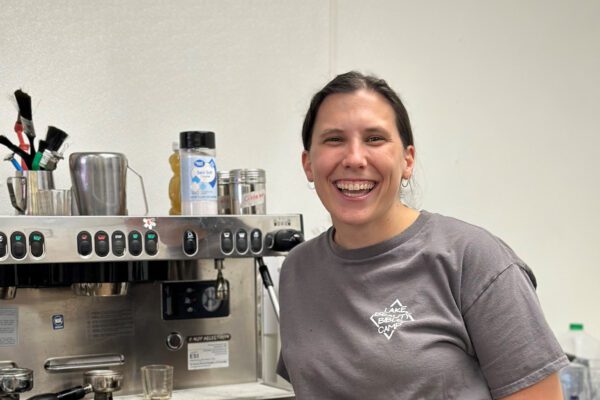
214, 259, 228, 301
255, 257, 280, 322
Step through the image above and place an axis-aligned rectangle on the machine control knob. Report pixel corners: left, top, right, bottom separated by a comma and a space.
77, 231, 92, 256
128, 231, 143, 256
220, 230, 233, 254
267, 229, 305, 252
145, 230, 159, 256
29, 231, 45, 258
0, 232, 7, 258
183, 230, 197, 256
111, 231, 126, 256
94, 231, 110, 257
250, 229, 263, 253
10, 231, 27, 259
166, 332, 184, 351
235, 229, 248, 254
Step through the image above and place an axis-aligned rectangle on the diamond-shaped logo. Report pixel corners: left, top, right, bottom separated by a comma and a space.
370, 299, 414, 340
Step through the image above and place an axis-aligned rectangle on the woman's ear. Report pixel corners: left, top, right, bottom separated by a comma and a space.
402, 145, 416, 180
302, 150, 314, 182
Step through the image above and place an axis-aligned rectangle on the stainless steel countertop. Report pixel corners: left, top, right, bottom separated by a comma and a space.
115, 382, 294, 400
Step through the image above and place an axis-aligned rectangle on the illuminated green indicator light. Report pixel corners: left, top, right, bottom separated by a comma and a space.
132, 234, 139, 239
33, 235, 42, 241
147, 234, 156, 239
15, 235, 22, 241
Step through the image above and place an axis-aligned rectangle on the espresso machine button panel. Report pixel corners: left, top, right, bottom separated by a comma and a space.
29, 231, 45, 258
10, 232, 27, 260
0, 215, 303, 263
145, 230, 159, 256
128, 231, 143, 256
94, 231, 110, 257
111, 231, 126, 256
0, 232, 7, 258
77, 231, 93, 256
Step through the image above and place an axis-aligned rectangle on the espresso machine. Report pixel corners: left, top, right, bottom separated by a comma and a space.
0, 214, 303, 399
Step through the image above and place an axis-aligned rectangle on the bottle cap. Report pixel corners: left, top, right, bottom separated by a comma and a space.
570, 323, 584, 331
180, 131, 215, 150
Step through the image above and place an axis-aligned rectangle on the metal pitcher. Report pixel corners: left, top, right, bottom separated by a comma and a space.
69, 152, 148, 215
7, 170, 55, 215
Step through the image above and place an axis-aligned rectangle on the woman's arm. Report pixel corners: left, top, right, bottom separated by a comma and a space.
499, 373, 563, 400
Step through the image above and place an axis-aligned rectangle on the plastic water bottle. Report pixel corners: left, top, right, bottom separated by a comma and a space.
179, 131, 218, 215
562, 323, 600, 359
561, 362, 592, 400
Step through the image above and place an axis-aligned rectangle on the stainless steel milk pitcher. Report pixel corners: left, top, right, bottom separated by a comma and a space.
69, 152, 148, 215
7, 170, 55, 215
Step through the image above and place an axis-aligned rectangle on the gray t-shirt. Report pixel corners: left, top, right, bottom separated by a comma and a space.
277, 211, 568, 399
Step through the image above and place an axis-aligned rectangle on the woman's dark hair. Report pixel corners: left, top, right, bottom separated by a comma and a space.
301, 71, 414, 151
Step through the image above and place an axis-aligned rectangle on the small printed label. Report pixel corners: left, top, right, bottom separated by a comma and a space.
241, 189, 266, 208
187, 334, 230, 370
0, 307, 18, 347
52, 314, 64, 330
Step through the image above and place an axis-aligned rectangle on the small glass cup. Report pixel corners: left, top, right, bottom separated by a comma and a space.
141, 364, 173, 400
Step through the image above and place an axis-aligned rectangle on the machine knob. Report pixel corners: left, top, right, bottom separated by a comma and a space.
250, 229, 262, 253
268, 229, 304, 252
166, 332, 184, 351
220, 230, 233, 254
235, 229, 248, 254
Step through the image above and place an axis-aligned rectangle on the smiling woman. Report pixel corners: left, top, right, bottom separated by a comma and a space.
276, 71, 568, 400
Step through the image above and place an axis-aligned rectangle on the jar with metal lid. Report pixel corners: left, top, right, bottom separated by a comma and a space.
217, 170, 232, 215
229, 169, 266, 215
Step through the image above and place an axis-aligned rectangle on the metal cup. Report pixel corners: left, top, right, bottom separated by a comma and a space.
6, 170, 55, 215
36, 189, 72, 216
69, 152, 148, 216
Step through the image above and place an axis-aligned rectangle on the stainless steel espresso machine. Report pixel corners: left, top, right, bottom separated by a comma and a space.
0, 214, 303, 399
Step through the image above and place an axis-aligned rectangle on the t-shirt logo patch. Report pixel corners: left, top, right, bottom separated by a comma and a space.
370, 299, 415, 340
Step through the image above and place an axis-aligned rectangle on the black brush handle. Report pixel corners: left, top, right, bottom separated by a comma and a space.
0, 135, 33, 168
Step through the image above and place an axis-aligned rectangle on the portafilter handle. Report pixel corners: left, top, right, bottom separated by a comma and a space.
26, 384, 92, 400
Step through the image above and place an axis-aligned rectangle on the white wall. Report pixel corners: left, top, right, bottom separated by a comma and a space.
1, 1, 599, 339
335, 0, 600, 338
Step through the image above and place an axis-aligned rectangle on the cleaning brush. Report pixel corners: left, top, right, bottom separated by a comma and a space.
0, 135, 33, 168
14, 89, 36, 154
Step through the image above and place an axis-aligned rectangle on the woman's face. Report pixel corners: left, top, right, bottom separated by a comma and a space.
302, 89, 415, 230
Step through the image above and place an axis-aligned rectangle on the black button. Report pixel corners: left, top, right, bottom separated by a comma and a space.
94, 231, 109, 257
236, 229, 248, 253
77, 231, 92, 256
10, 232, 27, 259
145, 230, 158, 256
112, 231, 126, 256
221, 230, 233, 254
0, 232, 7, 258
250, 229, 262, 253
29, 231, 45, 258
183, 230, 197, 256
128, 231, 143, 256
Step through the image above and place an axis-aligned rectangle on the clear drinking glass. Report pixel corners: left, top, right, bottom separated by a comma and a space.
141, 364, 173, 400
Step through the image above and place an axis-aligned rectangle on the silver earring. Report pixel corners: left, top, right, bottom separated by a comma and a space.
307, 181, 315, 190
401, 179, 409, 188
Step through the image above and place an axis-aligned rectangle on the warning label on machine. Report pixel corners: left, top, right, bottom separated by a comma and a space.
0, 308, 18, 347
187, 334, 230, 370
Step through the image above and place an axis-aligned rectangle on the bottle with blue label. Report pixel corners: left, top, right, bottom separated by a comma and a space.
179, 131, 218, 215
